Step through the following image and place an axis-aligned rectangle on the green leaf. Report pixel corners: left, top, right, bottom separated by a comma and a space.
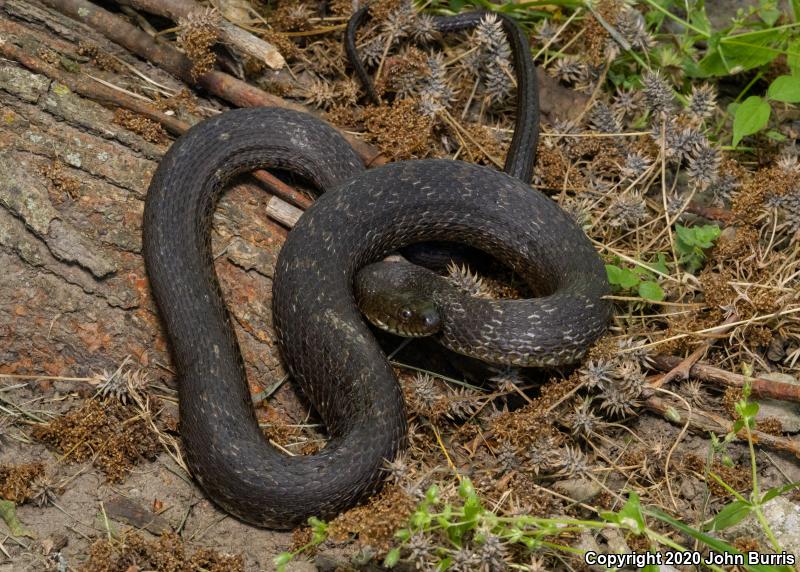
638, 281, 665, 301
601, 492, 646, 534
703, 499, 753, 531
732, 96, 771, 146
761, 481, 800, 503
736, 401, 760, 419
273, 552, 293, 572
693, 224, 721, 248
766, 129, 788, 141
606, 265, 641, 289
646, 253, 670, 275
689, 2, 712, 35
788, 37, 800, 75
0, 500, 34, 538
458, 478, 476, 500
646, 507, 793, 572
694, 29, 785, 77
675, 224, 695, 249
767, 75, 800, 102
384, 548, 401, 568
425, 485, 439, 504
758, 0, 781, 25
618, 492, 646, 534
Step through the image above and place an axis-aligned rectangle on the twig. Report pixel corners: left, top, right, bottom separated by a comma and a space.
650, 314, 738, 388
1, 20, 311, 214
37, 0, 385, 167
0, 25, 189, 135
645, 394, 800, 459
117, 0, 285, 69
649, 355, 800, 403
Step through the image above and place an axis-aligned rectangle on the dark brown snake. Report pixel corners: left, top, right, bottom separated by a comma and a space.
142, 11, 611, 529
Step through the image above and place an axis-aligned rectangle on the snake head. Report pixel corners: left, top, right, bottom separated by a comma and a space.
354, 260, 441, 337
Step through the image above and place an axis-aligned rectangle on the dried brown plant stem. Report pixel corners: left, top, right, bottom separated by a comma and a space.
115, 0, 286, 69
650, 355, 800, 403
650, 314, 738, 388
684, 203, 733, 223
644, 394, 800, 459
37, 0, 386, 167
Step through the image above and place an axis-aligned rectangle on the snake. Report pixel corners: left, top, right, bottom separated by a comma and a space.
142, 9, 612, 529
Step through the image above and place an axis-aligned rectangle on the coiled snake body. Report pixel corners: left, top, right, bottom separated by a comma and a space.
143, 13, 611, 529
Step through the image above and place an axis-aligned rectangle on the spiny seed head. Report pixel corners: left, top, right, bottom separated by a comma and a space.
483, 60, 513, 104
410, 372, 442, 414
617, 337, 653, 367
361, 36, 386, 67
709, 173, 740, 203
490, 366, 526, 393
687, 144, 721, 189
621, 151, 653, 181
447, 262, 488, 297
681, 379, 709, 408
557, 445, 590, 477
586, 172, 613, 193
608, 192, 648, 230
550, 56, 585, 84
666, 191, 688, 221
534, 19, 558, 44
417, 92, 445, 118
561, 196, 593, 229
575, 64, 602, 94
589, 102, 621, 134
450, 548, 479, 572
405, 533, 435, 568
551, 118, 582, 151
336, 78, 360, 106
616, 9, 654, 52
613, 361, 645, 393
686, 83, 717, 121
525, 435, 559, 475
411, 13, 439, 43
420, 53, 456, 107
496, 442, 521, 473
642, 70, 675, 116
598, 383, 639, 417
96, 366, 149, 404
567, 398, 601, 437
578, 359, 615, 389
477, 533, 508, 571
305, 79, 337, 109
446, 387, 479, 420
474, 13, 507, 55
777, 151, 800, 174
613, 87, 642, 120
382, 4, 416, 39
384, 452, 411, 484
657, 124, 707, 164
30, 475, 59, 507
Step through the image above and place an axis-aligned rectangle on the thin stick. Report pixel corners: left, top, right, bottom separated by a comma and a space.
38, 0, 385, 167
649, 355, 800, 403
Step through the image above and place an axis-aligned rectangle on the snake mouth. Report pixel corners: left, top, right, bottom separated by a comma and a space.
369, 311, 441, 338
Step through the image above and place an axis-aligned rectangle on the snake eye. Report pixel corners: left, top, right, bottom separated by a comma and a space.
399, 308, 413, 321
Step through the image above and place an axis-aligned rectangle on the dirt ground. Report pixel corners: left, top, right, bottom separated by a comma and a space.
1, 0, 800, 570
